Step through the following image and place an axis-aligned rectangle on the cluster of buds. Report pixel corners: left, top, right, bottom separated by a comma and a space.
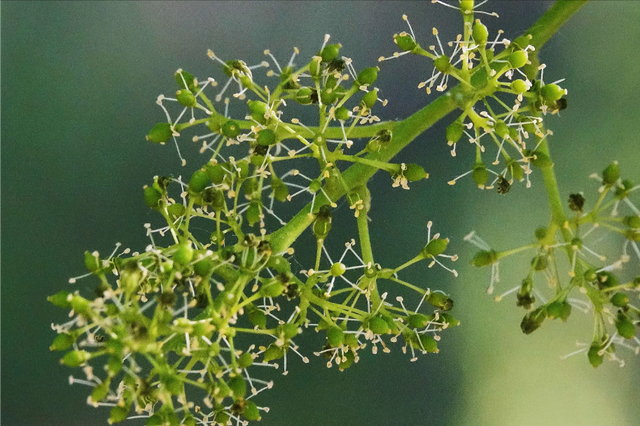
469, 161, 640, 367
50, 32, 456, 425
382, 1, 567, 192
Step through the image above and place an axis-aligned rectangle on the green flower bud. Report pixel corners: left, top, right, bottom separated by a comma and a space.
440, 313, 460, 327
270, 177, 289, 202
188, 169, 209, 193
587, 343, 604, 368
611, 292, 629, 308
327, 326, 345, 347
361, 89, 378, 108
624, 215, 640, 229
508, 50, 528, 69
173, 244, 194, 266
419, 334, 438, 353
61, 350, 91, 367
109, 406, 129, 424
531, 255, 548, 271
146, 123, 173, 143
510, 79, 529, 94
472, 20, 488, 45
309, 57, 322, 78
404, 163, 428, 181
534, 227, 547, 241
237, 352, 254, 369
540, 84, 565, 103
494, 120, 510, 139
616, 312, 636, 339
222, 120, 241, 139
263, 344, 285, 362
48, 290, 72, 309
434, 55, 452, 74
84, 250, 100, 273
206, 163, 226, 185
70, 294, 90, 313
507, 160, 524, 182
356, 67, 379, 86
313, 205, 332, 240
50, 333, 76, 351
334, 106, 350, 121
295, 87, 314, 104
472, 164, 489, 188
320, 43, 341, 63
243, 400, 260, 421
407, 313, 432, 329
260, 279, 284, 298
248, 100, 267, 116
280, 323, 299, 340
394, 32, 417, 51
320, 87, 337, 105
248, 306, 267, 329
426, 292, 453, 311
90, 380, 111, 404
597, 271, 618, 289
625, 229, 640, 243
602, 162, 620, 185
194, 257, 214, 277
175, 69, 198, 93
446, 121, 464, 144
338, 350, 356, 370
176, 89, 196, 108
529, 150, 552, 168
472, 250, 497, 267
161, 374, 184, 396
368, 315, 390, 335
330, 262, 346, 277
167, 203, 185, 218
460, 1, 474, 12
520, 307, 546, 334
143, 186, 162, 209
547, 300, 565, 320
422, 238, 448, 257
246, 202, 261, 226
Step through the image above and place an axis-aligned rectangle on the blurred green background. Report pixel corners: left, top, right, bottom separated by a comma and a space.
3, 1, 640, 425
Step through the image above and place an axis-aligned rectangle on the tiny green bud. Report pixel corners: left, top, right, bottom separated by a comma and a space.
50, 333, 76, 351
61, 350, 91, 367
263, 344, 285, 362
624, 215, 640, 229
260, 279, 284, 298
188, 169, 209, 193
48, 290, 72, 309
494, 121, 510, 139
472, 20, 488, 45
330, 262, 346, 277
173, 243, 194, 266
167, 203, 185, 217
602, 162, 620, 185
206, 163, 226, 185
295, 87, 314, 104
238, 352, 254, 369
222, 120, 241, 139
404, 163, 428, 181
90, 380, 111, 404
611, 292, 629, 308
327, 326, 345, 347
335, 106, 351, 121
243, 400, 261, 421
361, 89, 378, 108
394, 32, 417, 52
320, 43, 341, 63
313, 205, 332, 240
143, 186, 162, 209
248, 100, 267, 116
460, 1, 474, 12
446, 121, 464, 144
616, 312, 636, 339
146, 123, 173, 143
422, 238, 448, 257
472, 165, 489, 188
309, 57, 322, 78
407, 313, 432, 329
419, 334, 438, 353
587, 344, 604, 368
248, 307, 267, 329
508, 50, 528, 69
70, 294, 90, 313
531, 255, 548, 271
176, 89, 196, 108
194, 257, 214, 277
84, 251, 100, 273
108, 406, 129, 424
510, 79, 529, 94
426, 292, 453, 311
246, 202, 261, 226
472, 250, 497, 267
534, 227, 547, 241
320, 88, 337, 105
434, 55, 452, 74
356, 67, 379, 86
369, 315, 390, 335
540, 84, 565, 103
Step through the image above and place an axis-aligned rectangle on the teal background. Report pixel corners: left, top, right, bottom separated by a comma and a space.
3, 1, 640, 425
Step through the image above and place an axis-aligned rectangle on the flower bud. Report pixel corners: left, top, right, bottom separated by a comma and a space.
508, 50, 528, 69
327, 326, 345, 347
611, 292, 629, 308
108, 406, 129, 424
587, 343, 604, 368
176, 89, 196, 108
422, 238, 448, 257
624, 215, 640, 229
320, 43, 341, 63
335, 106, 351, 121
472, 20, 488, 45
471, 250, 497, 267
173, 243, 194, 266
368, 315, 390, 335
263, 344, 285, 362
616, 312, 636, 339
510, 79, 529, 94
313, 205, 332, 240
540, 84, 565, 103
50, 333, 76, 351
602, 162, 620, 186
222, 120, 241, 139
146, 123, 173, 143
446, 121, 464, 144
247, 305, 267, 329
260, 279, 284, 298
356, 67, 379, 86
434, 55, 452, 74
187, 170, 208, 195
404, 163, 428, 182
295, 87, 314, 104
61, 350, 91, 367
394, 32, 417, 52
361, 89, 378, 108
426, 292, 453, 310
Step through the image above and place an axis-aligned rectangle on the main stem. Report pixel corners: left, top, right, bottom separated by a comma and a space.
268, 0, 587, 256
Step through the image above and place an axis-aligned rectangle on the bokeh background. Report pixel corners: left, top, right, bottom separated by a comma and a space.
3, 1, 640, 425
